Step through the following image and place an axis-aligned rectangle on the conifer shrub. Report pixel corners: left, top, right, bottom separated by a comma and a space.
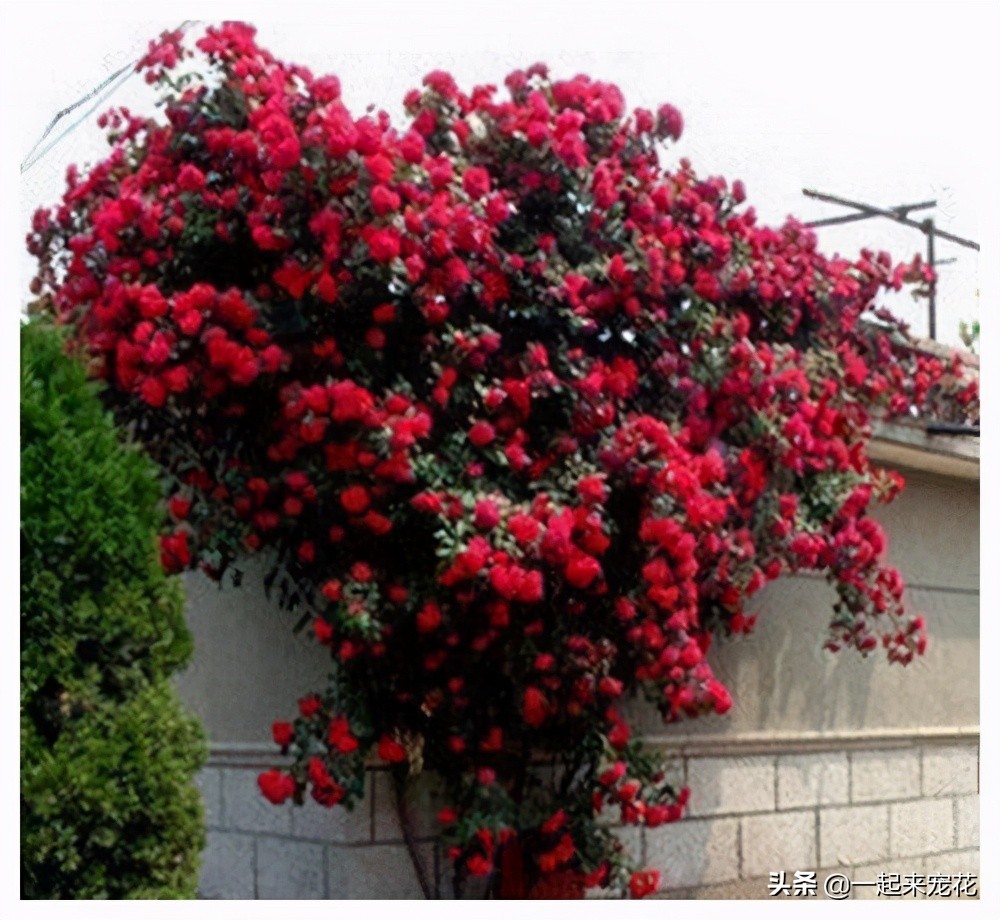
20, 321, 206, 899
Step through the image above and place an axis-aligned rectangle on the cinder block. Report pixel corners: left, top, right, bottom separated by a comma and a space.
741, 811, 817, 880
328, 843, 436, 898
849, 858, 916, 900
645, 818, 739, 889
686, 756, 775, 817
851, 750, 920, 803
819, 804, 888, 867
221, 767, 292, 835
889, 798, 955, 858
256, 837, 326, 899
777, 753, 849, 810
923, 849, 980, 881
199, 831, 255, 899
922, 745, 979, 796
289, 778, 371, 844
373, 770, 448, 841
194, 767, 223, 829
954, 795, 979, 850
653, 876, 767, 900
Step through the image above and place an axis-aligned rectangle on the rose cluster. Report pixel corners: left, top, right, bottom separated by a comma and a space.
28, 23, 978, 898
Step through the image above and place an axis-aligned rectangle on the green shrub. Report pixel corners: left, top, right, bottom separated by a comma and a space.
21, 321, 206, 899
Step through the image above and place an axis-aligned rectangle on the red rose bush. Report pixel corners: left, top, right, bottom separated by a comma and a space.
28, 23, 978, 898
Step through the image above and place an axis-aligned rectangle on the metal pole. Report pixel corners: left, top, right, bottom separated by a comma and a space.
803, 189, 980, 251
806, 200, 936, 229
925, 218, 937, 340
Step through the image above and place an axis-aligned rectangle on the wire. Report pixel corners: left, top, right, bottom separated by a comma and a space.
20, 20, 198, 175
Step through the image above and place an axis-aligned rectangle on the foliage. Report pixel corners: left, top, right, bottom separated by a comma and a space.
20, 321, 206, 899
28, 23, 978, 897
959, 318, 979, 354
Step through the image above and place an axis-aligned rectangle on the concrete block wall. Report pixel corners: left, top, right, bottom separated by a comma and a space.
643, 739, 979, 899
178, 466, 978, 899
197, 764, 440, 899
194, 738, 978, 899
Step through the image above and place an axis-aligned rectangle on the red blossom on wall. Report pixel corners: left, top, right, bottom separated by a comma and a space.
27, 22, 978, 898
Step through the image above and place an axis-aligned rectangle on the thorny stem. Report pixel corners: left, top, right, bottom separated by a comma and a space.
392, 772, 434, 899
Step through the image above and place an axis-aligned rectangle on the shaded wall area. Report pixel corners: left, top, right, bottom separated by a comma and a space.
176, 468, 979, 744
174, 465, 979, 899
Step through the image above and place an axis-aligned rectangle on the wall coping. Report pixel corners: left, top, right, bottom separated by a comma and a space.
639, 725, 980, 757
871, 420, 979, 480
205, 726, 979, 768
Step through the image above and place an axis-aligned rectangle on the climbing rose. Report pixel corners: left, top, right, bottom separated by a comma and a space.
258, 769, 295, 805
27, 22, 977, 899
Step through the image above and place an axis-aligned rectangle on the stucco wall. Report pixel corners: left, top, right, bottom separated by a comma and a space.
176, 467, 979, 743
174, 463, 979, 899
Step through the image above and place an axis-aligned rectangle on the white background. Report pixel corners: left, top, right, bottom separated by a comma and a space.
11, 3, 997, 346
3, 2, 997, 918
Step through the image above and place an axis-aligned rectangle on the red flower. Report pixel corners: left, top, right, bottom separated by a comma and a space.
399, 131, 425, 163
321, 579, 343, 601
298, 695, 322, 718
251, 225, 288, 251
328, 715, 359, 754
177, 164, 206, 192
272, 721, 294, 748
519, 569, 545, 603
162, 365, 190, 393
362, 511, 393, 535
411, 492, 443, 515
367, 227, 400, 262
476, 767, 497, 785
159, 531, 190, 572
364, 153, 394, 184
377, 735, 408, 763
316, 272, 338, 303
656, 103, 683, 140
607, 721, 630, 749
468, 421, 496, 448
139, 376, 167, 407
340, 485, 371, 515
350, 561, 373, 582
473, 499, 501, 530
508, 514, 541, 544
258, 769, 295, 805
598, 676, 623, 699
416, 600, 442, 633
273, 261, 314, 299
462, 166, 491, 199
467, 855, 493, 877
314, 617, 334, 644
565, 554, 601, 589
577, 475, 607, 504
628, 869, 660, 899
540, 809, 567, 835
523, 687, 549, 727
307, 755, 346, 807
370, 185, 401, 216
704, 678, 733, 714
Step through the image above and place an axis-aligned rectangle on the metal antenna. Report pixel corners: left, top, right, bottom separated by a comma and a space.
803, 188, 980, 342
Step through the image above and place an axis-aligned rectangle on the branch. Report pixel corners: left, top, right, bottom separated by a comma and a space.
392, 772, 434, 899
